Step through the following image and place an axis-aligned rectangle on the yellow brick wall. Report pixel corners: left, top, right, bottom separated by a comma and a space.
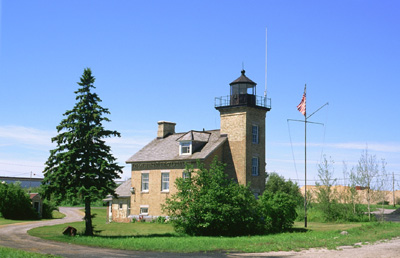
129, 144, 225, 217
131, 168, 188, 216
246, 107, 267, 194
220, 108, 247, 185
219, 106, 267, 194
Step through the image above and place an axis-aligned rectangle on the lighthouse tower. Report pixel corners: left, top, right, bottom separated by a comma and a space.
215, 70, 271, 196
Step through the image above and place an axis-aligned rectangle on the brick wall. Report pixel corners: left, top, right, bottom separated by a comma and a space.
219, 106, 267, 194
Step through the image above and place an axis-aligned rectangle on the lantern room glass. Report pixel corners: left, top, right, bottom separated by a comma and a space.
230, 83, 255, 96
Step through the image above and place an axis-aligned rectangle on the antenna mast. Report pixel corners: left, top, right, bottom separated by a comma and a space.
264, 27, 267, 98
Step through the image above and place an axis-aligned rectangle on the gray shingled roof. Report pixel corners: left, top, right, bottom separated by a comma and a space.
114, 179, 131, 197
177, 131, 211, 142
103, 179, 131, 201
126, 129, 226, 163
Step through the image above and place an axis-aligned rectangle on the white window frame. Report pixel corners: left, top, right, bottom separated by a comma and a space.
141, 171, 149, 192
161, 171, 170, 192
179, 141, 192, 155
252, 157, 259, 176
252, 125, 259, 144
119, 201, 123, 210
140, 205, 149, 215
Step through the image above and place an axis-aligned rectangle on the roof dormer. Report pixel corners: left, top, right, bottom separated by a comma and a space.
177, 130, 210, 155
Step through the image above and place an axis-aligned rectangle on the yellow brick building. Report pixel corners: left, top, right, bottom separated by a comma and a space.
107, 70, 271, 222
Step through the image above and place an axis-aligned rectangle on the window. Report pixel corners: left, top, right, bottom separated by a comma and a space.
119, 201, 123, 210
253, 192, 260, 199
252, 157, 259, 176
180, 142, 191, 155
140, 206, 149, 215
252, 125, 259, 144
141, 172, 149, 192
161, 172, 170, 191
182, 171, 190, 179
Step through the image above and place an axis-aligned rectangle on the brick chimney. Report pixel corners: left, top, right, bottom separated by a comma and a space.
157, 121, 176, 139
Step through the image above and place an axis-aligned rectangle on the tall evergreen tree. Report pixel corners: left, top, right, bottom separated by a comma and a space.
42, 68, 122, 235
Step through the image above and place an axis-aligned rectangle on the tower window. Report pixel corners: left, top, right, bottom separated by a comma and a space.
252, 157, 259, 176
180, 142, 191, 155
252, 125, 259, 144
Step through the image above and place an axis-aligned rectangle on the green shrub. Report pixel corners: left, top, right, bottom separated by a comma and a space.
258, 192, 297, 232
0, 182, 38, 220
163, 158, 262, 236
296, 204, 325, 222
42, 199, 59, 219
300, 202, 369, 223
265, 172, 303, 206
153, 216, 167, 224
376, 201, 389, 205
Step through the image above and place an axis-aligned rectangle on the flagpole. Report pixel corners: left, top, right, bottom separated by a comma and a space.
304, 84, 307, 228
293, 84, 327, 228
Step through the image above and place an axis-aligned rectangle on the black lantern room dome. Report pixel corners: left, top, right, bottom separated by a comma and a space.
230, 70, 256, 86
214, 70, 270, 111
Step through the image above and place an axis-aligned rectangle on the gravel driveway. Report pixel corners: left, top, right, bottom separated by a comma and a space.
0, 207, 400, 258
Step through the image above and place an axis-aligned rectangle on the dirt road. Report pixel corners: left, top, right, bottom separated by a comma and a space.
0, 207, 400, 258
0, 208, 223, 257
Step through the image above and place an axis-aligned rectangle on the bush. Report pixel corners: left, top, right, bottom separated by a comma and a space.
265, 172, 303, 206
300, 202, 369, 223
163, 158, 302, 236
258, 192, 297, 232
152, 216, 167, 224
0, 182, 38, 220
376, 201, 389, 205
41, 199, 58, 219
296, 204, 325, 222
163, 158, 262, 236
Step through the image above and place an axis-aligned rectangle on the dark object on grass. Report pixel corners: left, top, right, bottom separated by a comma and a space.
63, 226, 77, 236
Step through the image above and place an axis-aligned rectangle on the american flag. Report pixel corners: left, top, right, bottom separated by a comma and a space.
297, 85, 306, 116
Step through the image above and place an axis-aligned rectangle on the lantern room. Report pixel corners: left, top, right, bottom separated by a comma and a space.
229, 70, 257, 106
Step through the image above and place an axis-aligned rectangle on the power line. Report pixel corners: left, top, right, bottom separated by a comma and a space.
287, 120, 299, 181
0, 162, 43, 168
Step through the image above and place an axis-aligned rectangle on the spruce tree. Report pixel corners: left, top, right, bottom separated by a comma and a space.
42, 68, 122, 235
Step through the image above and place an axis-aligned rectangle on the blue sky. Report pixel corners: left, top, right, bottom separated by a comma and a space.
0, 1, 399, 187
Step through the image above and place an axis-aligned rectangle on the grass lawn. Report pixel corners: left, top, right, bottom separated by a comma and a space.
370, 204, 398, 211
0, 217, 32, 226
28, 208, 400, 253
0, 246, 61, 258
0, 210, 65, 226
51, 210, 66, 219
